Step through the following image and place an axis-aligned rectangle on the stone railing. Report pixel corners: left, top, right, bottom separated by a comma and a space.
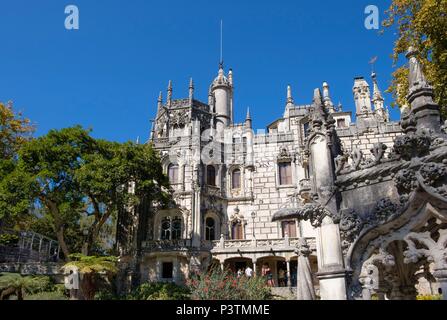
141, 239, 193, 252
254, 132, 294, 145
211, 237, 316, 252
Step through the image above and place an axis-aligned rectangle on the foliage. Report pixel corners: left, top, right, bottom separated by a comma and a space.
1, 126, 170, 258
0, 273, 52, 300
24, 291, 68, 300
63, 254, 118, 274
62, 254, 118, 300
0, 233, 19, 246
416, 294, 442, 300
0, 101, 34, 160
382, 0, 447, 115
187, 268, 272, 300
128, 282, 191, 300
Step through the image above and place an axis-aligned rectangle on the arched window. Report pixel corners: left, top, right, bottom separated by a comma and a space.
207, 165, 216, 186
168, 164, 179, 184
232, 169, 241, 189
231, 221, 244, 240
205, 217, 216, 241
160, 216, 182, 240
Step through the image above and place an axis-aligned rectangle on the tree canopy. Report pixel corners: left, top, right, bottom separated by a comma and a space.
383, 0, 447, 114
1, 126, 170, 259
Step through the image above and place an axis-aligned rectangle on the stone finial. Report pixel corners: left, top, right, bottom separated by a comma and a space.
323, 81, 335, 113
371, 72, 386, 121
189, 78, 194, 102
406, 46, 431, 92
167, 80, 173, 107
313, 88, 323, 106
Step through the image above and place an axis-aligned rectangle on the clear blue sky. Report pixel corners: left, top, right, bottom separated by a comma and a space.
0, 0, 401, 142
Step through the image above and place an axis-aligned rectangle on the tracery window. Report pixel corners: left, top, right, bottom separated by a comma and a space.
160, 216, 182, 240
205, 217, 216, 241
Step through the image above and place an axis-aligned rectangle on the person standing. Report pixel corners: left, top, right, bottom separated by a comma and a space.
245, 265, 253, 278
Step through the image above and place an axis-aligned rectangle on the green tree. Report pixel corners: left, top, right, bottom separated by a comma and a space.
62, 254, 118, 300
0, 273, 51, 300
75, 141, 170, 255
382, 0, 447, 113
1, 126, 170, 258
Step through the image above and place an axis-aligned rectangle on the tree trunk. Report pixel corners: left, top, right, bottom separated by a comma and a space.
80, 273, 96, 300
16, 288, 23, 300
45, 199, 71, 260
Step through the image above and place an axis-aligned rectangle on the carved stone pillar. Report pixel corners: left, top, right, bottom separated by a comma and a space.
315, 216, 347, 300
433, 268, 447, 300
286, 259, 291, 287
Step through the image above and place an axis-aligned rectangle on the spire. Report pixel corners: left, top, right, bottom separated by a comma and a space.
286, 85, 294, 107
245, 107, 252, 128
189, 78, 194, 102
322, 82, 335, 113
371, 72, 384, 101
167, 80, 173, 107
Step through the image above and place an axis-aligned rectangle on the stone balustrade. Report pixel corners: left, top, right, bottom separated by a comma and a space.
141, 237, 316, 254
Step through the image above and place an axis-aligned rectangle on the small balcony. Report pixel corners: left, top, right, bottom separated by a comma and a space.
210, 237, 316, 254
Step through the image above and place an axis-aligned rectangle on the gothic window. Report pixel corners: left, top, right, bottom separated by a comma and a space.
161, 218, 171, 240
279, 162, 292, 185
162, 262, 173, 279
231, 221, 244, 240
281, 220, 297, 238
168, 164, 179, 184
205, 217, 216, 241
160, 216, 182, 240
207, 165, 216, 186
232, 169, 241, 189
337, 118, 346, 128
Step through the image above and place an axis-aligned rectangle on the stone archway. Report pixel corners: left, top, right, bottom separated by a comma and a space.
348, 191, 447, 300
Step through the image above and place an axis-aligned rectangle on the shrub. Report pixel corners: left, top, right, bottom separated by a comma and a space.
187, 268, 272, 300
129, 282, 191, 300
0, 233, 19, 246
25, 291, 68, 300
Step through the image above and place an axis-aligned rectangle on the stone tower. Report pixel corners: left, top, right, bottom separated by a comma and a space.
210, 64, 233, 135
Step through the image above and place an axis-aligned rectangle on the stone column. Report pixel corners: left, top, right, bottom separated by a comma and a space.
220, 261, 225, 271
315, 216, 347, 300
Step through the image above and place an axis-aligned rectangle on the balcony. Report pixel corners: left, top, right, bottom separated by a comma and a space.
211, 237, 316, 254
141, 237, 316, 255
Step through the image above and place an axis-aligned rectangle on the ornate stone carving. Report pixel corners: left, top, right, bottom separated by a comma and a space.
392, 130, 432, 161
339, 209, 363, 252
365, 198, 401, 226
351, 148, 363, 170
370, 142, 387, 164
335, 153, 349, 174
